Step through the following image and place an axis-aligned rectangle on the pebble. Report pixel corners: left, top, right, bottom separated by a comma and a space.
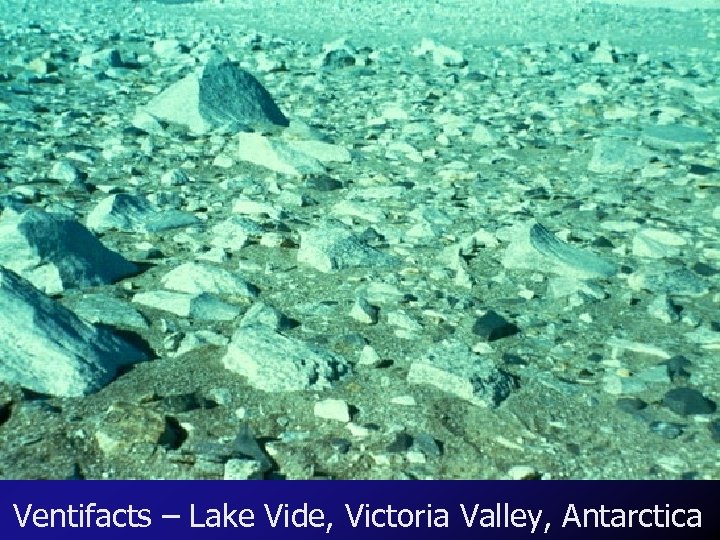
314, 398, 350, 423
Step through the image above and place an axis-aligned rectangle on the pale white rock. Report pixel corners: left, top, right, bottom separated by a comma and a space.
641, 124, 713, 151
224, 459, 264, 480
234, 132, 325, 176
350, 296, 378, 324
588, 138, 652, 174
0, 208, 137, 295
222, 326, 350, 392
286, 140, 351, 164
161, 262, 257, 298
86, 193, 198, 233
67, 294, 149, 329
232, 197, 285, 219
0, 268, 147, 397
647, 294, 679, 323
210, 216, 263, 250
407, 340, 516, 407
413, 38, 467, 67
632, 228, 687, 258
298, 221, 398, 272
608, 338, 671, 360
132, 290, 241, 320
358, 344, 381, 366
49, 160, 83, 183
470, 124, 496, 145
174, 330, 229, 357
314, 398, 350, 423
502, 222, 616, 279
152, 39, 184, 59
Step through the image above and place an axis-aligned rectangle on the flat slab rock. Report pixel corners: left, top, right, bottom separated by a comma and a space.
502, 222, 616, 280
0, 208, 137, 294
0, 268, 148, 397
222, 325, 350, 392
298, 221, 399, 272
86, 193, 199, 234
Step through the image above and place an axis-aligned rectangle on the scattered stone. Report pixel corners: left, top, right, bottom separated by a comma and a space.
641, 124, 713, 151
507, 465, 540, 480
387, 432, 414, 453
94, 403, 185, 456
666, 355, 692, 383
86, 193, 199, 233
407, 340, 516, 407
709, 420, 720, 443
0, 208, 137, 294
298, 221, 398, 272
632, 228, 687, 259
222, 325, 350, 392
0, 268, 148, 397
616, 397, 648, 413
314, 398, 350, 423
161, 262, 257, 298
358, 344, 381, 367
588, 137, 651, 174
234, 132, 325, 176
502, 222, 616, 279
413, 38, 467, 67
649, 421, 684, 440
239, 301, 297, 331
414, 433, 442, 458
472, 310, 519, 342
224, 458, 264, 480
66, 294, 149, 329
132, 290, 241, 320
350, 296, 379, 324
662, 387, 716, 416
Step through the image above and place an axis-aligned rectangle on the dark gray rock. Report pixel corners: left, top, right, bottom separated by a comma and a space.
472, 310, 519, 342
0, 208, 137, 294
0, 268, 148, 397
663, 387, 716, 416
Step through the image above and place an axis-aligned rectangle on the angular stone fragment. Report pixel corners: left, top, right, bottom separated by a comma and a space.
132, 290, 241, 321
472, 310, 519, 342
588, 137, 652, 174
298, 221, 398, 272
407, 340, 516, 407
0, 208, 137, 294
222, 325, 350, 392
67, 294, 149, 329
632, 228, 686, 259
502, 222, 616, 279
136, 53, 288, 134
86, 193, 198, 233
234, 132, 325, 176
641, 124, 713, 151
412, 38, 467, 67
161, 262, 257, 298
663, 388, 716, 416
0, 268, 148, 397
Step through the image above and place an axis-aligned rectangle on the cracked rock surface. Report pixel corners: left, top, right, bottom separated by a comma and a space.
0, 0, 718, 479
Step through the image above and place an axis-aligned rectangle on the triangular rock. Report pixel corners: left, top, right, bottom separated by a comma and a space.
136, 53, 288, 134
0, 268, 148, 397
0, 208, 137, 294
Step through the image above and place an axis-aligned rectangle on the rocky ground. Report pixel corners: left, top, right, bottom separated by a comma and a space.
0, 0, 719, 480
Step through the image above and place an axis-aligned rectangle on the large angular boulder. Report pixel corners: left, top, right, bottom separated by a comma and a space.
0, 208, 137, 294
135, 53, 288, 134
0, 268, 149, 397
